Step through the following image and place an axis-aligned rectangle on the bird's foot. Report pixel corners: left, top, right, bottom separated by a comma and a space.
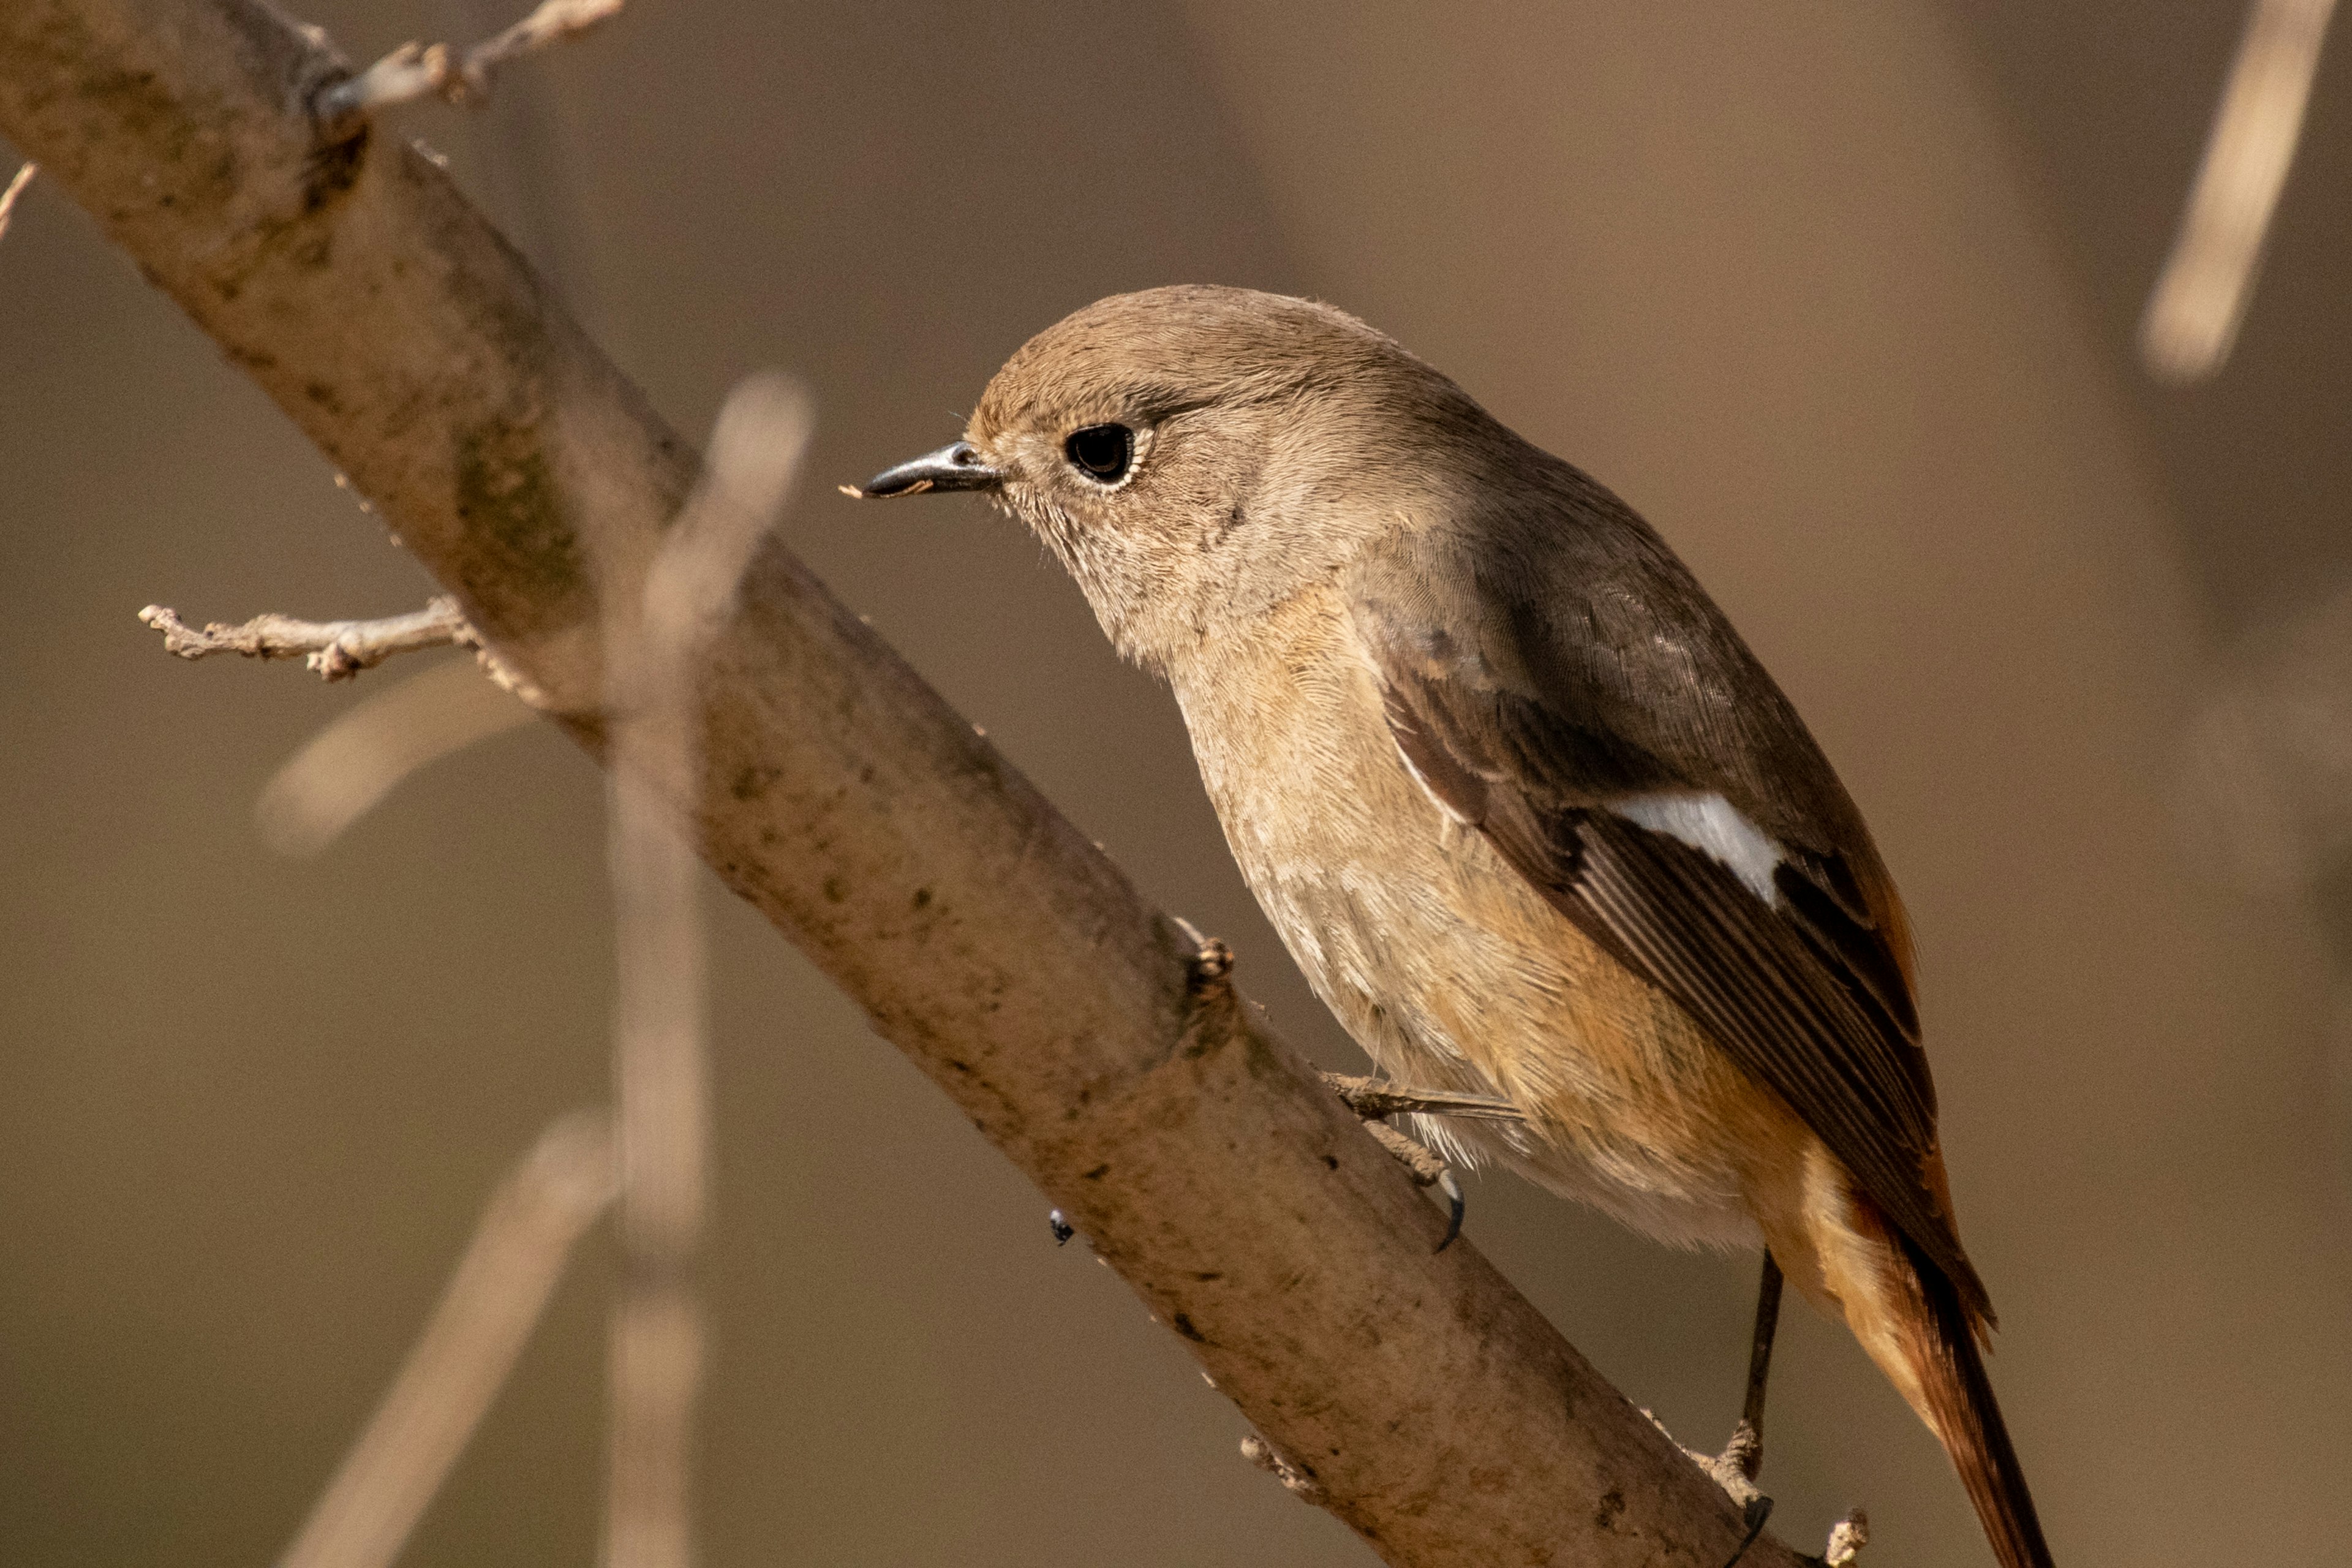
1644, 1410, 1774, 1568
1712, 1416, 1763, 1487
1319, 1073, 1491, 1251
1365, 1119, 1467, 1253
1320, 1071, 1523, 1121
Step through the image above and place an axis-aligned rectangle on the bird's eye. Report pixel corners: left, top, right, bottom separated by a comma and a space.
1064, 423, 1134, 484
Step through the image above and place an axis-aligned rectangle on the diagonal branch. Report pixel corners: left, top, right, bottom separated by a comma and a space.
0, 5, 1815, 1564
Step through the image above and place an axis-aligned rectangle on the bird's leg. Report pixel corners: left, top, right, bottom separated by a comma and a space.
1321, 1072, 1524, 1121
1662, 1253, 1786, 1568
1320, 1072, 1520, 1252
1641, 1406, 1771, 1567
1646, 1254, 1785, 1567
1724, 1252, 1785, 1481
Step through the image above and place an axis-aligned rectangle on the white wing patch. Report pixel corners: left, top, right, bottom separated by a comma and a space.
1613, 792, 1785, 904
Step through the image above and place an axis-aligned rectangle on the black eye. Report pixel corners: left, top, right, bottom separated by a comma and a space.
1064, 423, 1134, 484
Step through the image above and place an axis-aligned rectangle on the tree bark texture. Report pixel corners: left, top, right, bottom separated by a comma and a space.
0, 5, 1807, 1564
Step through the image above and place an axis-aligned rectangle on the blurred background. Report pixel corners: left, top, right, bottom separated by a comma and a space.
4, 2, 2349, 1564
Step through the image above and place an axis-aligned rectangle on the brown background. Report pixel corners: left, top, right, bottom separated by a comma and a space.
4, 2, 2348, 1564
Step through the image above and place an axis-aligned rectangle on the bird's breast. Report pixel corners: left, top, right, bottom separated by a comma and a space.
1168, 586, 1782, 1248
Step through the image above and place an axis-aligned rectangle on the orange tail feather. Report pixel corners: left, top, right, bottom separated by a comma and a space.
1891, 1233, 2054, 1568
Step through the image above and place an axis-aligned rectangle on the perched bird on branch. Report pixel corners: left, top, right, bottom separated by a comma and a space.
854, 285, 2053, 1568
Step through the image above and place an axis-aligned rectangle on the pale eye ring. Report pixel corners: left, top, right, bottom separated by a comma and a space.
1063, 423, 1134, 484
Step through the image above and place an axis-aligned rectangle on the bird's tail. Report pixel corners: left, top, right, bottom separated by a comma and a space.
1884, 1231, 2055, 1568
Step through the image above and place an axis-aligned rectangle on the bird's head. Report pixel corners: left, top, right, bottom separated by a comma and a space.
850, 285, 1508, 671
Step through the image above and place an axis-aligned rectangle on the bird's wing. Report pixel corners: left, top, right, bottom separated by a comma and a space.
1348, 489, 1986, 1314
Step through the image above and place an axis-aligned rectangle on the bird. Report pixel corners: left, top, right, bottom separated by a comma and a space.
849, 284, 2053, 1568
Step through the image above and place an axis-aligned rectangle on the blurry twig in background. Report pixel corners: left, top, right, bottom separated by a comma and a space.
2177, 580, 2352, 895
0, 160, 34, 246
279, 1111, 617, 1568
2139, 0, 2337, 381
256, 658, 536, 857
601, 373, 813, 1568
140, 597, 477, 680
2177, 581, 2352, 1196
317, 0, 624, 121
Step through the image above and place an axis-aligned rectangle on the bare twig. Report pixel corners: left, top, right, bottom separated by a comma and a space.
255, 658, 535, 856
317, 0, 624, 121
0, 160, 33, 246
0, 7, 1808, 1561
601, 374, 814, 1568
2140, 0, 2337, 381
1823, 1508, 1869, 1567
1241, 1433, 1328, 1502
279, 1111, 617, 1568
140, 597, 473, 680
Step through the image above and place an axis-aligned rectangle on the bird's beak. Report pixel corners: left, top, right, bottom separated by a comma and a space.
840, 440, 1001, 499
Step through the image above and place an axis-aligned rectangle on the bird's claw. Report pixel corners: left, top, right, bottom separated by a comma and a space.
1720, 1494, 1774, 1568
1642, 1409, 1779, 1568
1357, 1118, 1465, 1252
1322, 1073, 1501, 1251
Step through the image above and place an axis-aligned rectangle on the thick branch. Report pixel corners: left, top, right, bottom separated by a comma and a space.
0, 6, 1809, 1564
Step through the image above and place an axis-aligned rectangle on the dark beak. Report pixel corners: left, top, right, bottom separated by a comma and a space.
840, 440, 1001, 499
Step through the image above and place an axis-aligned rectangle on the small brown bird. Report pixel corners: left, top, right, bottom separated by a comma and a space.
853, 285, 2052, 1568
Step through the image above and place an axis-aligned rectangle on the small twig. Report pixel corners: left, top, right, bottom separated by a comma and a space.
2140, 0, 2337, 380
317, 0, 624, 120
1823, 1507, 1869, 1567
1240, 1433, 1327, 1502
1319, 1071, 1525, 1122
139, 597, 473, 680
0, 160, 34, 246
279, 1111, 617, 1568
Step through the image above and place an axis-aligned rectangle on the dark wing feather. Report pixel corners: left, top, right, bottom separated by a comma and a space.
1354, 477, 1985, 1316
